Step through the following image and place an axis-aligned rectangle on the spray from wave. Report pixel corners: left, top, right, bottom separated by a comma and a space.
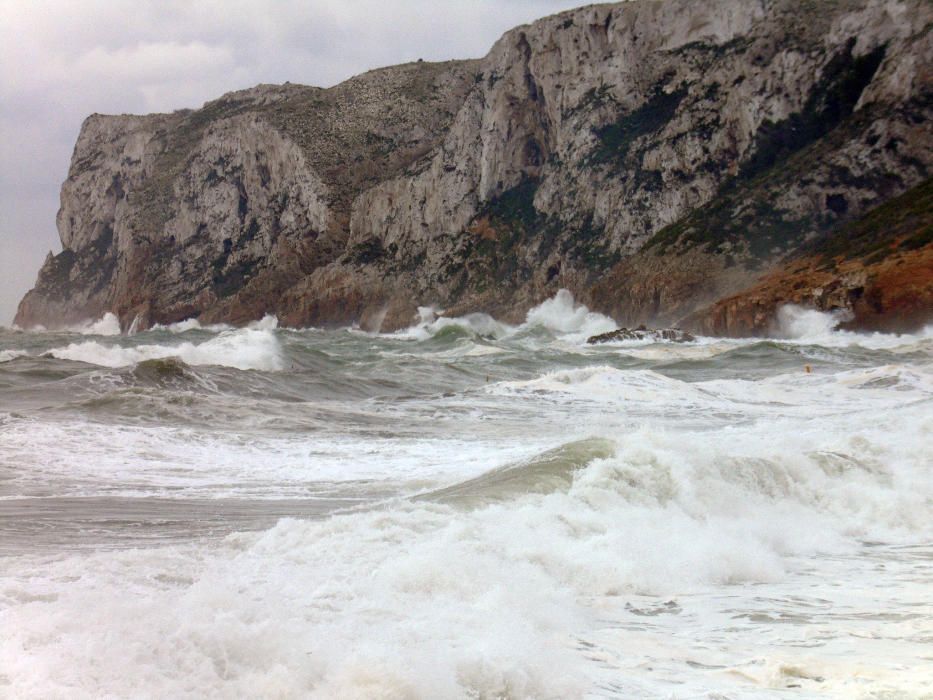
399, 289, 618, 342
776, 304, 933, 350
18, 312, 125, 336
150, 318, 232, 333
403, 306, 513, 341
2, 395, 929, 696
45, 326, 284, 371
0, 349, 27, 363
523, 288, 617, 339
776, 304, 853, 340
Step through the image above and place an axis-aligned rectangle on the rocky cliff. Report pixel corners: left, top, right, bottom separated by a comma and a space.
15, 0, 933, 334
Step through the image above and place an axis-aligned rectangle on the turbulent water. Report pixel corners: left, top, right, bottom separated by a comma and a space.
1, 291, 930, 699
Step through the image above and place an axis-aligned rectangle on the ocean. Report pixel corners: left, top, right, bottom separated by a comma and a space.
1, 290, 930, 699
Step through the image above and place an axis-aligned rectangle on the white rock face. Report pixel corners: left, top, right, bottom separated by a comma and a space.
15, 0, 933, 332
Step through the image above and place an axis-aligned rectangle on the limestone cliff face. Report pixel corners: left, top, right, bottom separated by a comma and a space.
16, 0, 933, 334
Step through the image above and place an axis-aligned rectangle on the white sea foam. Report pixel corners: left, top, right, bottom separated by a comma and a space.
3, 307, 932, 698
777, 304, 852, 339
492, 363, 933, 426
45, 327, 284, 371
401, 294, 932, 353
494, 366, 706, 405
400, 290, 617, 342
151, 318, 232, 333
248, 314, 279, 330
777, 304, 933, 350
0, 416, 543, 499
0, 349, 27, 362
68, 312, 123, 336
523, 288, 618, 340
400, 306, 514, 340
150, 314, 277, 334
2, 393, 929, 697
16, 312, 124, 336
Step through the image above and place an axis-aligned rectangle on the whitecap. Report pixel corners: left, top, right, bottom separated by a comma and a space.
522, 288, 617, 340
0, 349, 27, 363
395, 290, 617, 343
3, 407, 929, 697
151, 318, 233, 333
397, 306, 514, 341
45, 327, 284, 371
248, 314, 280, 330
64, 312, 123, 336
776, 304, 933, 350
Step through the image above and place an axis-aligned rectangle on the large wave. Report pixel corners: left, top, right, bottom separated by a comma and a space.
402, 306, 514, 341
400, 292, 932, 352
2, 295, 931, 698
0, 349, 27, 363
2, 391, 929, 696
12, 312, 124, 336
776, 304, 933, 350
399, 290, 618, 343
44, 326, 284, 371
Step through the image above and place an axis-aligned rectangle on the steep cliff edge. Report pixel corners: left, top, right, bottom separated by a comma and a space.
15, 0, 933, 334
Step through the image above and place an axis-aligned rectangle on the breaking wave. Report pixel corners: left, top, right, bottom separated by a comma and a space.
0, 349, 27, 363
402, 294, 932, 354
522, 288, 617, 339
2, 293, 932, 698
25, 312, 125, 336
404, 306, 513, 341
76, 312, 123, 336
777, 304, 933, 350
400, 289, 618, 342
491, 363, 933, 426
44, 327, 284, 371
149, 313, 278, 334
150, 318, 232, 333
2, 396, 929, 697
417, 437, 616, 507
776, 304, 852, 339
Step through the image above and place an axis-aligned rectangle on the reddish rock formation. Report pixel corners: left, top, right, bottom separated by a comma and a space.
689, 176, 933, 335
693, 246, 933, 335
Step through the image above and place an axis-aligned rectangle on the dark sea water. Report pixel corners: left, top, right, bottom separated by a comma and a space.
1, 291, 930, 698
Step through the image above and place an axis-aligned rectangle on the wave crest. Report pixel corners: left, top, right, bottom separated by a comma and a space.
0, 349, 28, 363
776, 304, 933, 349
45, 327, 284, 371
523, 289, 617, 339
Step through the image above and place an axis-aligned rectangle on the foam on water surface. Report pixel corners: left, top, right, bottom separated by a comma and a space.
43, 327, 284, 371
2, 408, 930, 697
151, 318, 234, 333
398, 289, 618, 344
0, 349, 27, 362
69, 312, 123, 336
0, 292, 931, 698
777, 303, 933, 350
523, 288, 618, 340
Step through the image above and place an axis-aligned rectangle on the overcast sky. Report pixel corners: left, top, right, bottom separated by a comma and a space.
0, 0, 586, 325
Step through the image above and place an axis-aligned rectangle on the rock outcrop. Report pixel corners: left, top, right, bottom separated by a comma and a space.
15, 0, 933, 334
587, 327, 695, 344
